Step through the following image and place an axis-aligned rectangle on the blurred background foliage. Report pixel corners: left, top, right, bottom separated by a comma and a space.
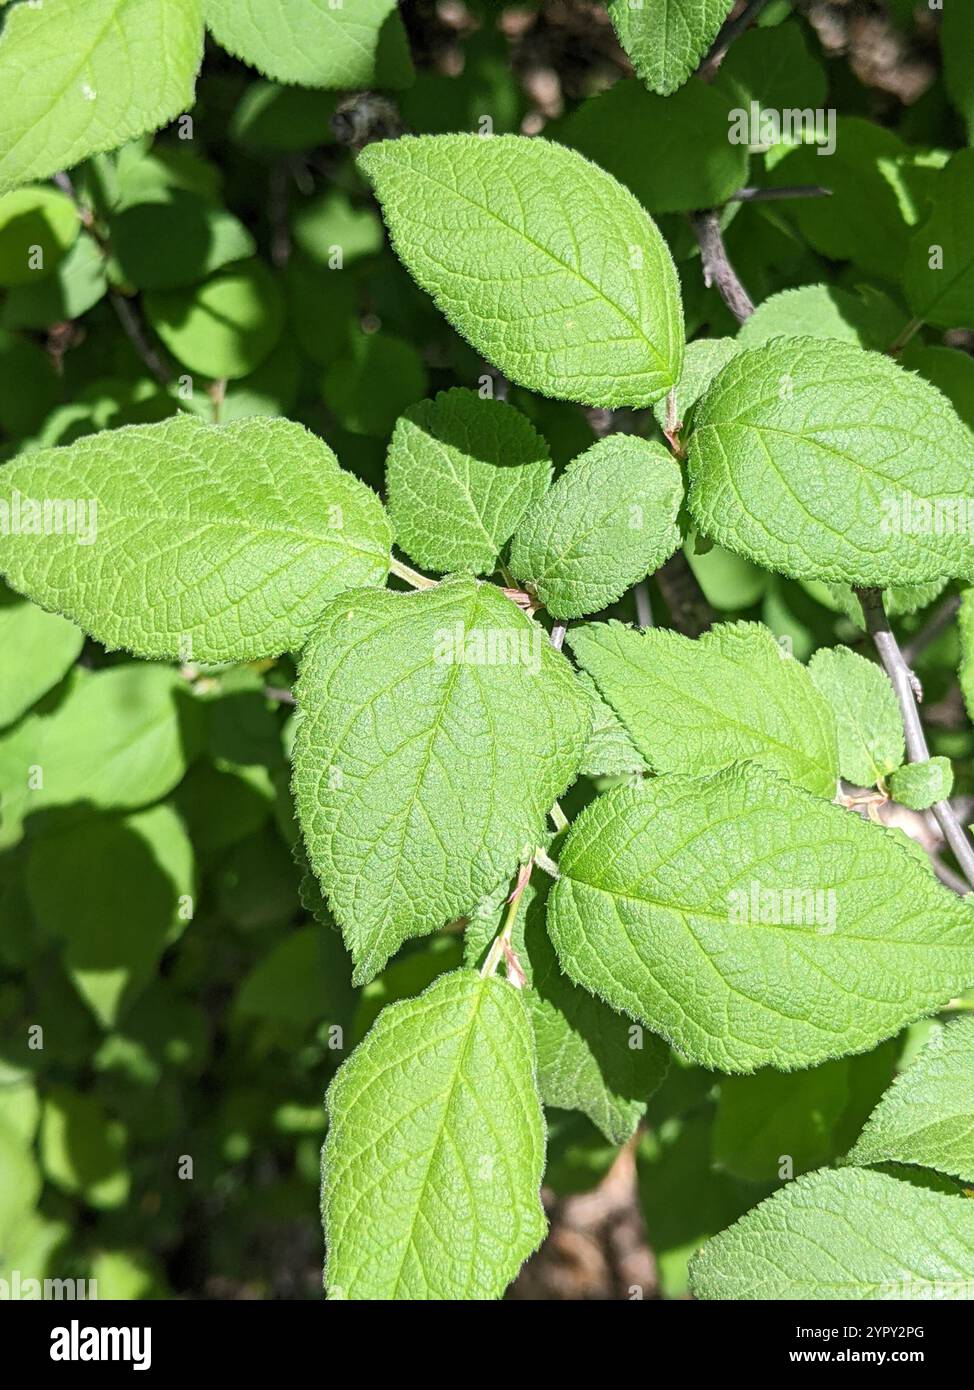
0, 0, 972, 1298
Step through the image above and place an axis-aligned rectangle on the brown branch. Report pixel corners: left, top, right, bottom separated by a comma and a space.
856, 587, 974, 892
698, 0, 782, 81
728, 185, 832, 203
690, 210, 755, 324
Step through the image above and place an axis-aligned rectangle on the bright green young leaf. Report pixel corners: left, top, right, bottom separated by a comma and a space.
293, 575, 590, 984
554, 79, 748, 214
608, 0, 734, 96
568, 620, 838, 796
27, 803, 194, 1028
808, 645, 903, 787
690, 1167, 974, 1299
0, 0, 204, 195
386, 388, 552, 576
546, 763, 974, 1072
0, 415, 391, 663
652, 338, 739, 435
848, 1018, 974, 1183
575, 670, 648, 779
358, 134, 684, 408
204, 0, 412, 91
509, 436, 683, 619
145, 259, 284, 379
687, 337, 974, 587
0, 186, 79, 287
904, 150, 974, 330
0, 590, 82, 729
465, 877, 669, 1143
0, 664, 201, 848
890, 757, 954, 811
323, 969, 546, 1300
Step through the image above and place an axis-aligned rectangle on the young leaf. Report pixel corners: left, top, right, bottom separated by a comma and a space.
575, 670, 648, 779
889, 757, 954, 812
687, 337, 974, 587
204, 0, 412, 91
710, 17, 826, 114
358, 134, 684, 408
904, 150, 974, 330
465, 877, 668, 1143
848, 1018, 974, 1184
808, 645, 904, 787
386, 388, 551, 575
0, 186, 79, 287
292, 575, 590, 984
608, 0, 734, 97
651, 338, 739, 435
690, 1167, 974, 1300
323, 970, 546, 1300
568, 620, 838, 797
736, 285, 902, 352
0, 415, 391, 663
546, 763, 974, 1072
0, 0, 204, 194
509, 436, 683, 619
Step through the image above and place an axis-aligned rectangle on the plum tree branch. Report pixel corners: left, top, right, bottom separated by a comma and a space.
857, 587, 974, 892
690, 209, 755, 323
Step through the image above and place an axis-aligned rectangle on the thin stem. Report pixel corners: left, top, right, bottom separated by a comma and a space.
110, 290, 175, 387
728, 185, 832, 203
264, 686, 296, 706
857, 588, 974, 891
550, 621, 566, 650
690, 210, 755, 323
549, 801, 570, 834
887, 316, 924, 356
698, 0, 780, 80
480, 861, 531, 982
388, 555, 437, 590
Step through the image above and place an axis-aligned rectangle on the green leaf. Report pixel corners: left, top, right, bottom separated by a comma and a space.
293, 575, 590, 984
0, 664, 201, 848
902, 344, 974, 432
904, 150, 974, 330
890, 757, 954, 811
321, 331, 429, 439
236, 925, 352, 1032
0, 589, 82, 729
961, 588, 974, 725
808, 645, 904, 787
687, 336, 974, 587
26, 803, 194, 1028
204, 0, 412, 91
848, 1018, 974, 1183
465, 877, 668, 1143
358, 134, 684, 408
710, 17, 826, 113
111, 190, 254, 293
509, 437, 683, 619
0, 415, 391, 663
608, 0, 734, 96
546, 763, 974, 1072
0, 0, 204, 194
736, 284, 902, 351
714, 1061, 850, 1183
323, 969, 546, 1300
554, 78, 748, 214
1, 233, 107, 330
651, 338, 740, 435
40, 1086, 129, 1211
386, 388, 552, 576
767, 118, 911, 283
568, 620, 838, 797
0, 1114, 41, 1246
690, 1166, 974, 1299
145, 259, 284, 379
0, 185, 79, 286
575, 669, 648, 779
